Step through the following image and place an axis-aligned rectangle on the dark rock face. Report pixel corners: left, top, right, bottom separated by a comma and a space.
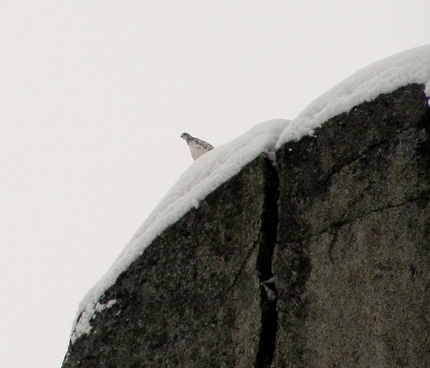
62, 84, 430, 367
274, 84, 430, 367
63, 156, 279, 368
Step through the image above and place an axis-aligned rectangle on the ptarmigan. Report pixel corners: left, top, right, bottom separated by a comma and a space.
181, 132, 214, 160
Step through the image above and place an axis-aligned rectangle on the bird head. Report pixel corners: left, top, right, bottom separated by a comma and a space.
181, 132, 192, 141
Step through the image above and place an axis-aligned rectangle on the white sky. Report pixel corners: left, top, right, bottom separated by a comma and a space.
1, 2, 429, 367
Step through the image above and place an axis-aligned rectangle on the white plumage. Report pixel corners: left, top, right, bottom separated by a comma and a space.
181, 132, 214, 160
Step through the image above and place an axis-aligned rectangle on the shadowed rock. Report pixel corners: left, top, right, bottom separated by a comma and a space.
63, 155, 278, 368
274, 84, 430, 367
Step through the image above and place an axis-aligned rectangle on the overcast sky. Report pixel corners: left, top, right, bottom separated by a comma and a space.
1, 2, 430, 367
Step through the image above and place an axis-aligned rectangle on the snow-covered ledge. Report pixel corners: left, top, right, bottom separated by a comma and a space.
277, 44, 430, 146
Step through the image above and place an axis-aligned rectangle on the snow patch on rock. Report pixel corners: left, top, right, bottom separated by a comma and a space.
277, 44, 430, 147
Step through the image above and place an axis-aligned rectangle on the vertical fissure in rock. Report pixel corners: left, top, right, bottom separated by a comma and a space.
254, 158, 279, 368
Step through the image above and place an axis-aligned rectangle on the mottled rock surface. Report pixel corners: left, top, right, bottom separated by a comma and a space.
274, 84, 430, 367
62, 84, 430, 367
62, 156, 278, 368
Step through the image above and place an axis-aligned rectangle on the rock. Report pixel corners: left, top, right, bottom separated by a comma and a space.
62, 155, 279, 368
274, 83, 430, 367
62, 84, 430, 367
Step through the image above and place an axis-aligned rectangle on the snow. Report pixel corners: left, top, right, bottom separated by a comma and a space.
70, 44, 430, 343
70, 118, 290, 343
277, 44, 430, 147
95, 299, 117, 313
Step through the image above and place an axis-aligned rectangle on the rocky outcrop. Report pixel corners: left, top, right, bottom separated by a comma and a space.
63, 153, 279, 368
274, 83, 430, 367
62, 83, 430, 367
